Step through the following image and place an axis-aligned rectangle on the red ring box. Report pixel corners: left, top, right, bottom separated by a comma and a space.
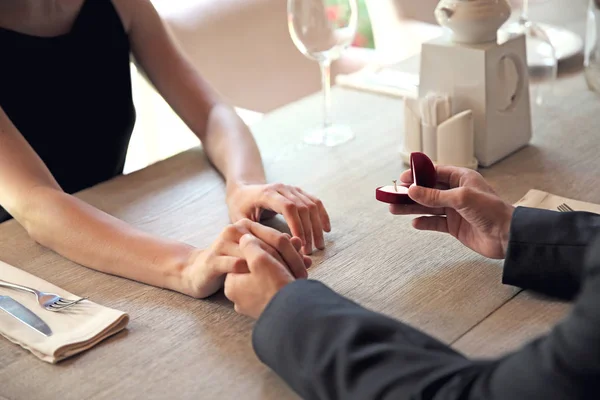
376, 152, 437, 204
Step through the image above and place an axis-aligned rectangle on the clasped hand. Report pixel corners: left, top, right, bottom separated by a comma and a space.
226, 183, 331, 255
181, 218, 308, 299
182, 182, 329, 301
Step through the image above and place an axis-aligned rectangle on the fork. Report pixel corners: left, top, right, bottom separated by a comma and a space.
557, 203, 575, 212
0, 279, 87, 312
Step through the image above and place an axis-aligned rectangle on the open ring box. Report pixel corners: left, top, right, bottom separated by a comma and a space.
376, 152, 437, 204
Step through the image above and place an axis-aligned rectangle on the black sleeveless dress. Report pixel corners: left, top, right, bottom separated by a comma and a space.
0, 0, 136, 223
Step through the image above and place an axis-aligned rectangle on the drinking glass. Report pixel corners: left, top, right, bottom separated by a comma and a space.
288, 0, 358, 146
585, 0, 600, 93
502, 0, 558, 105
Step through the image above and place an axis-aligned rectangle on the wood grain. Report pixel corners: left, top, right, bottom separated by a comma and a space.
452, 291, 572, 358
1, 45, 600, 400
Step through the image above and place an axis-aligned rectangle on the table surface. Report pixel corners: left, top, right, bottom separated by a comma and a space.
2, 7, 599, 400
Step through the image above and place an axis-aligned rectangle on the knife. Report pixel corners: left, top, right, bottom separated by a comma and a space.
0, 295, 52, 337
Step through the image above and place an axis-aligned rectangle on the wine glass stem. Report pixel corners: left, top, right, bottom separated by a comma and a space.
521, 0, 529, 22
320, 59, 332, 130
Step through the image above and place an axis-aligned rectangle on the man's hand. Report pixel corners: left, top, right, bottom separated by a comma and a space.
226, 183, 331, 255
390, 166, 515, 259
224, 234, 297, 319
182, 219, 309, 299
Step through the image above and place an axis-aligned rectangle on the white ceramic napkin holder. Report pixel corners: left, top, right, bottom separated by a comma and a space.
401, 97, 478, 170
414, 0, 533, 167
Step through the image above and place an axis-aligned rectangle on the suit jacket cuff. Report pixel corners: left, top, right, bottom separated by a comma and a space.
252, 279, 329, 368
503, 206, 600, 299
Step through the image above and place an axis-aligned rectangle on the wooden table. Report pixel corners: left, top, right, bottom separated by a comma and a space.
1, 76, 598, 399
2, 15, 599, 400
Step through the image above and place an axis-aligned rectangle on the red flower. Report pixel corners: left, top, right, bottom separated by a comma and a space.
352, 33, 368, 48
326, 5, 341, 21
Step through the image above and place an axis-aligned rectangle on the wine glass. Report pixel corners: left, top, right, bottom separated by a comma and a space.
288, 0, 358, 147
502, 0, 558, 106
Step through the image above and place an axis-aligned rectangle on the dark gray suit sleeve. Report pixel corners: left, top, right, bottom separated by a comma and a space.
253, 211, 600, 400
253, 279, 481, 400
254, 245, 600, 400
503, 207, 600, 300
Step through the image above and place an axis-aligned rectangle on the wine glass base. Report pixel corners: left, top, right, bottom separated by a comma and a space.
304, 124, 354, 147
501, 23, 556, 70
500, 20, 557, 106
539, 24, 583, 60
500, 23, 582, 68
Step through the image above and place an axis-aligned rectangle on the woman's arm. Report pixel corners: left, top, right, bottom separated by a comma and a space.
116, 0, 331, 254
117, 0, 265, 189
0, 106, 191, 293
0, 107, 308, 298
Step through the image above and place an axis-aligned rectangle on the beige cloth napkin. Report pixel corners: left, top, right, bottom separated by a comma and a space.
0, 260, 129, 364
514, 189, 600, 213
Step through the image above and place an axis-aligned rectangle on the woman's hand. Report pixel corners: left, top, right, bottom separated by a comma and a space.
226, 183, 331, 255
389, 166, 515, 259
224, 234, 297, 319
181, 219, 310, 298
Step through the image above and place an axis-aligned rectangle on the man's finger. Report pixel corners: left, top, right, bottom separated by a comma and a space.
239, 234, 285, 275
303, 256, 312, 269
434, 165, 472, 188
399, 169, 413, 184
290, 238, 311, 268
400, 165, 470, 189
216, 238, 286, 269
223, 273, 249, 304
240, 234, 273, 255
412, 216, 450, 234
242, 223, 307, 279
408, 185, 462, 209
291, 236, 302, 252
260, 242, 287, 267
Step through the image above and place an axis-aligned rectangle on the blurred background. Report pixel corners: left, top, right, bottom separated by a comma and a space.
125, 0, 589, 173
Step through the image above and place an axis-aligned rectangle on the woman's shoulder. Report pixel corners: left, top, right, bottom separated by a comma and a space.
110, 0, 158, 34
109, 0, 139, 34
